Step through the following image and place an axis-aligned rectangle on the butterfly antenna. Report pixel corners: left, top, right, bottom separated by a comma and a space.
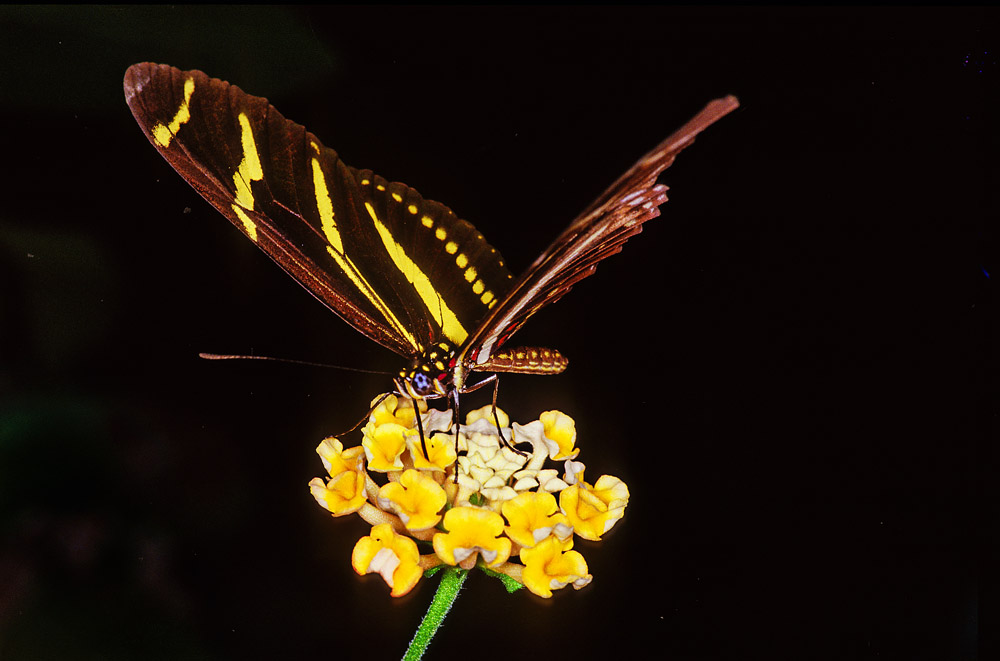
197, 353, 392, 375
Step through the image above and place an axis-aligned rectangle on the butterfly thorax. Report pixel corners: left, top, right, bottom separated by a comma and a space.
397, 341, 459, 400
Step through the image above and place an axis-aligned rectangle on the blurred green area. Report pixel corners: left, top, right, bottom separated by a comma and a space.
0, 6, 334, 113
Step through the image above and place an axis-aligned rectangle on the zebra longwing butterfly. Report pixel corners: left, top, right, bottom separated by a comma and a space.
124, 62, 737, 431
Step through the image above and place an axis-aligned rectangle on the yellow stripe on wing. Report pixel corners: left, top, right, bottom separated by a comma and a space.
310, 152, 419, 351
365, 202, 468, 346
228, 112, 265, 242
152, 77, 195, 148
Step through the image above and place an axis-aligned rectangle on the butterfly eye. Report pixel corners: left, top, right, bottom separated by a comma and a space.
410, 372, 435, 396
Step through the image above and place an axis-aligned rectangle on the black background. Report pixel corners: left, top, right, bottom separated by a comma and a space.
0, 6, 989, 660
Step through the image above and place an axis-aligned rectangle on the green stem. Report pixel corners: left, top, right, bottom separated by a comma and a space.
403, 567, 469, 660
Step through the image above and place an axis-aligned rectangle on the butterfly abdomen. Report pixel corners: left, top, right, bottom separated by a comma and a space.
477, 347, 568, 375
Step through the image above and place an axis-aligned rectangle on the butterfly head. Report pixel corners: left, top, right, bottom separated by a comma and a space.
397, 341, 458, 400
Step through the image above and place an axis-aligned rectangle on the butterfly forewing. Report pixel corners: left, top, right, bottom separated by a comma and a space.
459, 96, 740, 368
124, 62, 515, 358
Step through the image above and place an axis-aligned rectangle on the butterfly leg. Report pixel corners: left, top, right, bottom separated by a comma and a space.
459, 375, 527, 456
429, 388, 463, 483
412, 399, 430, 459
489, 376, 511, 450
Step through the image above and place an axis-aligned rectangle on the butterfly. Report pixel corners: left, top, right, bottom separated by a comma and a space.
124, 62, 737, 444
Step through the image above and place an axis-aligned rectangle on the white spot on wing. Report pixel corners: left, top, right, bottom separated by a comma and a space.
476, 339, 496, 365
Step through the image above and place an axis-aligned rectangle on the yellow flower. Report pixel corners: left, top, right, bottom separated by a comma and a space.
501, 491, 572, 549
519, 536, 592, 598
433, 506, 511, 569
315, 436, 366, 476
465, 404, 509, 429
560, 474, 629, 541
540, 410, 579, 460
406, 427, 457, 473
362, 421, 409, 472
377, 469, 448, 531
308, 438, 368, 516
369, 393, 423, 428
352, 523, 423, 597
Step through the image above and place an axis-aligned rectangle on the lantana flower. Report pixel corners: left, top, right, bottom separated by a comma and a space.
308, 438, 369, 516
361, 420, 409, 472
519, 536, 592, 598
309, 393, 629, 600
378, 469, 448, 531
502, 491, 573, 549
539, 410, 580, 460
352, 523, 424, 598
432, 506, 512, 569
560, 474, 630, 541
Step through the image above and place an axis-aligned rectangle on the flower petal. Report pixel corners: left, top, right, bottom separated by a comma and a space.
519, 536, 592, 598
540, 410, 580, 460
315, 437, 366, 477
362, 421, 409, 472
559, 475, 630, 541
309, 439, 368, 516
501, 492, 563, 549
432, 507, 511, 569
309, 471, 368, 516
352, 523, 422, 597
465, 404, 509, 429
377, 469, 448, 531
406, 429, 457, 473
369, 393, 424, 428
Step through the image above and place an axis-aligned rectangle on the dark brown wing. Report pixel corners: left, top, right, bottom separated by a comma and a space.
459, 96, 739, 367
124, 63, 514, 358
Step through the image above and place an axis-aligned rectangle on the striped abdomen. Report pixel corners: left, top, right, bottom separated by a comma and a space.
476, 346, 568, 375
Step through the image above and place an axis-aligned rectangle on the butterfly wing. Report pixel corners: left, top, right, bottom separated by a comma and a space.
124, 63, 514, 357
460, 96, 740, 367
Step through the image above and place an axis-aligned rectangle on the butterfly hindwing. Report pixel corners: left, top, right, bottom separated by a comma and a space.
460, 96, 740, 368
352, 169, 514, 351
124, 62, 515, 358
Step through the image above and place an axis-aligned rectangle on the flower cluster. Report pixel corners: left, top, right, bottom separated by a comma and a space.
309, 394, 629, 598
